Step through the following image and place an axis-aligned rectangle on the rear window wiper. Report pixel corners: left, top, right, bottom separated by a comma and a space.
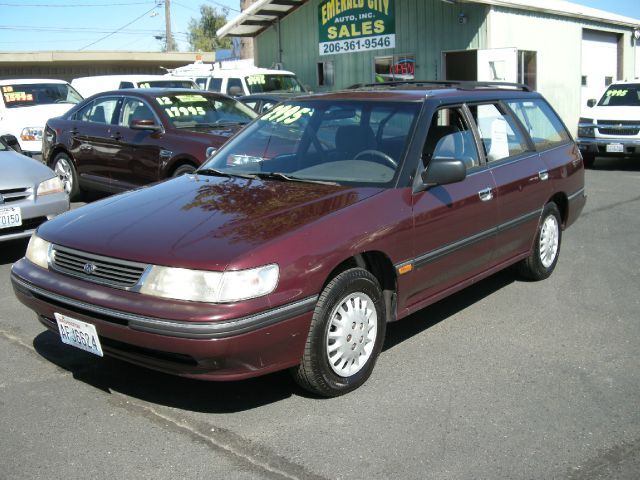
196, 168, 258, 180
254, 172, 338, 186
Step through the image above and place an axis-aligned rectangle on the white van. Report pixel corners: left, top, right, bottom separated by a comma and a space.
70, 74, 199, 98
0, 79, 83, 156
165, 61, 307, 96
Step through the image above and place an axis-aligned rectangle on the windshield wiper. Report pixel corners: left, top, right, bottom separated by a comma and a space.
254, 172, 338, 186
196, 168, 258, 180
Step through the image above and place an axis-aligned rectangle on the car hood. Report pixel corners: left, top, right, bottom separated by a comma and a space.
1, 104, 75, 134
0, 149, 58, 189
582, 105, 640, 121
38, 174, 381, 270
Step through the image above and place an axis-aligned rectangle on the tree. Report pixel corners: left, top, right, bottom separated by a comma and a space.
188, 5, 232, 52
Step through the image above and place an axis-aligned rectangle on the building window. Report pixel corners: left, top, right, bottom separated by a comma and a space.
317, 61, 334, 87
517, 50, 537, 90
581, 76, 588, 86
605, 76, 613, 86
374, 54, 415, 83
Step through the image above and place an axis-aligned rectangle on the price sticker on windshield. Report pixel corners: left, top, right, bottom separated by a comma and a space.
175, 94, 207, 103
261, 104, 313, 125
3, 91, 33, 103
606, 89, 628, 97
247, 74, 266, 86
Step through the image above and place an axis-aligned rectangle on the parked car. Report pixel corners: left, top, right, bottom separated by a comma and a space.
42, 88, 257, 199
577, 81, 640, 167
238, 92, 299, 114
0, 79, 83, 157
1, 135, 69, 242
166, 61, 308, 96
12, 81, 585, 397
71, 75, 199, 98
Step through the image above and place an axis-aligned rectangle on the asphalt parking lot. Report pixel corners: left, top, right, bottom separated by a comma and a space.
1, 158, 639, 480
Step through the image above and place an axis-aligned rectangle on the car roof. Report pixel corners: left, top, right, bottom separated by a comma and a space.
86, 88, 230, 99
72, 74, 182, 82
0, 78, 69, 85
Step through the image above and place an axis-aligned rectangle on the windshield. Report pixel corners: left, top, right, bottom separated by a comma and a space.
139, 80, 197, 89
1, 83, 83, 108
245, 74, 306, 94
154, 93, 256, 128
598, 84, 640, 107
200, 100, 420, 187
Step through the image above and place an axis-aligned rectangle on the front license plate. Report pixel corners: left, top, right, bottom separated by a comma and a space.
606, 143, 624, 153
0, 206, 22, 230
55, 313, 104, 357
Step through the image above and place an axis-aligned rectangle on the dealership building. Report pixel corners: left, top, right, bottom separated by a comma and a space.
219, 0, 640, 131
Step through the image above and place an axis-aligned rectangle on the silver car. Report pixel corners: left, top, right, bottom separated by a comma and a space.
1, 136, 69, 242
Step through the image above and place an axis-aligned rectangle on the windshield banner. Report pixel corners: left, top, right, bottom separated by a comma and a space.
318, 0, 395, 56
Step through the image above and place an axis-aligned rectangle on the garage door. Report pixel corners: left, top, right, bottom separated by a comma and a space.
581, 30, 618, 107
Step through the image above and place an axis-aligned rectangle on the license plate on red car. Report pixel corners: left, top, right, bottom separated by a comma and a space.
55, 313, 103, 357
606, 143, 624, 153
0, 206, 22, 230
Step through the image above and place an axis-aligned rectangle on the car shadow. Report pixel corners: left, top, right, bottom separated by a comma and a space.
588, 157, 640, 171
31, 269, 516, 410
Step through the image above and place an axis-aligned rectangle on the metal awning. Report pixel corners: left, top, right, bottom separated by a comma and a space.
217, 0, 308, 38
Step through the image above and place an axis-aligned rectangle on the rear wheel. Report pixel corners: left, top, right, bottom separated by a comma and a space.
172, 164, 196, 177
292, 268, 386, 397
52, 152, 81, 201
517, 202, 562, 281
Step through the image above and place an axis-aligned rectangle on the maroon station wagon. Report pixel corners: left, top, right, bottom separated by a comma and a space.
12, 82, 586, 397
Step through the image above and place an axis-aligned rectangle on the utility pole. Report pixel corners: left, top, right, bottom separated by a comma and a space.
164, 0, 176, 52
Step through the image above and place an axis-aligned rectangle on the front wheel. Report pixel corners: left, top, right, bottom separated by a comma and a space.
517, 202, 562, 281
292, 268, 386, 397
52, 152, 80, 201
172, 164, 196, 177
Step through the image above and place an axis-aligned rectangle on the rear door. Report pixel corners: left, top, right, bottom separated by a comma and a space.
68, 96, 121, 190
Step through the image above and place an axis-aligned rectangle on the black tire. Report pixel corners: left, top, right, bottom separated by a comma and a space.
52, 152, 81, 201
517, 202, 562, 281
172, 164, 196, 177
292, 268, 386, 397
582, 153, 595, 168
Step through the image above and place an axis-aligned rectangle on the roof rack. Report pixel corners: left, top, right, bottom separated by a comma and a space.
349, 80, 531, 92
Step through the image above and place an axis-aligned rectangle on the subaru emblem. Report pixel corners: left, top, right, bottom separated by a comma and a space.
83, 263, 97, 275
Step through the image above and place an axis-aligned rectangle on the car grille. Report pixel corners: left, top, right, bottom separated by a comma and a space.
597, 120, 640, 136
50, 245, 148, 289
0, 187, 31, 203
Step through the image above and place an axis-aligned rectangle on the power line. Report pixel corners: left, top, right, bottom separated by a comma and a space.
79, 4, 159, 50
0, 1, 154, 6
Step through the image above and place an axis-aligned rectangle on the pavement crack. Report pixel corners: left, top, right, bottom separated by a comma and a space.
110, 393, 330, 480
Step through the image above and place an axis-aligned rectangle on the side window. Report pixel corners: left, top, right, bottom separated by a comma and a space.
506, 99, 570, 150
226, 78, 243, 95
119, 82, 134, 89
208, 78, 222, 92
195, 78, 207, 89
120, 98, 155, 126
261, 101, 277, 113
469, 103, 528, 162
423, 107, 479, 169
74, 97, 119, 124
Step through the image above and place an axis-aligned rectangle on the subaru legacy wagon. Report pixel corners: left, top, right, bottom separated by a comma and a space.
12, 81, 585, 397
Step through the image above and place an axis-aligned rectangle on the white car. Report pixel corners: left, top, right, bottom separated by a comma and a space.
0, 136, 69, 242
165, 61, 307, 96
0, 79, 83, 157
577, 81, 640, 167
70, 74, 199, 98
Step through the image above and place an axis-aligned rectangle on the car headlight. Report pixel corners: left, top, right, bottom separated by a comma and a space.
25, 233, 51, 269
20, 127, 43, 142
577, 118, 595, 138
139, 264, 279, 303
37, 176, 64, 196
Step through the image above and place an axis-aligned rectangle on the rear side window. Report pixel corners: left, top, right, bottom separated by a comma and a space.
208, 78, 222, 92
226, 78, 243, 95
119, 82, 135, 89
506, 99, 570, 150
74, 96, 119, 124
469, 103, 528, 162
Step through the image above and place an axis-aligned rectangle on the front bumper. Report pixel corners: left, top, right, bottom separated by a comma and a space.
577, 137, 640, 157
11, 259, 315, 380
0, 192, 68, 242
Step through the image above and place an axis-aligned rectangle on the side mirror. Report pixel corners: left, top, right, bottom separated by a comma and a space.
420, 157, 466, 188
130, 119, 162, 131
206, 147, 217, 158
586, 99, 596, 108
1, 134, 22, 153
228, 86, 243, 97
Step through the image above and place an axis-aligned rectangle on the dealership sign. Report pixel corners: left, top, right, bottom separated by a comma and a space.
318, 0, 395, 56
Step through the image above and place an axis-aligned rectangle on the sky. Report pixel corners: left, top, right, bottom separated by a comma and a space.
0, 0, 638, 53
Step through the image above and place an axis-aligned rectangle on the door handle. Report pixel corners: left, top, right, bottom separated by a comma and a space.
110, 132, 122, 140
80, 144, 93, 151
70, 128, 79, 135
538, 170, 549, 181
478, 188, 493, 202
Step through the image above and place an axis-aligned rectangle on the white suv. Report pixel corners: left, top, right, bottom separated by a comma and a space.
577, 81, 640, 167
0, 79, 83, 157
